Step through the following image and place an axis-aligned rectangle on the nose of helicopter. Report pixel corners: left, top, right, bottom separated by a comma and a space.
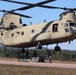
70, 27, 76, 33
70, 27, 76, 39
73, 27, 76, 33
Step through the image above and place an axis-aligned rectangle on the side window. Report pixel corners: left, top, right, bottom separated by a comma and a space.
11, 33, 14, 37
52, 24, 58, 32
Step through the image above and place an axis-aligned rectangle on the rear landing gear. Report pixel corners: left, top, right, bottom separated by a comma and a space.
2, 46, 6, 52
54, 44, 61, 51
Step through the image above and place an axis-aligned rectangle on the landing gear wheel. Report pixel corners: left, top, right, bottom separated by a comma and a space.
54, 46, 61, 51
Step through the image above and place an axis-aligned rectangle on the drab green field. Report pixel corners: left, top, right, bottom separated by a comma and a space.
0, 65, 76, 75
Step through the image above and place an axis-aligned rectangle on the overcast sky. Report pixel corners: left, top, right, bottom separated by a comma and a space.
0, 0, 76, 50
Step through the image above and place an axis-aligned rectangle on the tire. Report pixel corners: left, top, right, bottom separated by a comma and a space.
54, 46, 61, 51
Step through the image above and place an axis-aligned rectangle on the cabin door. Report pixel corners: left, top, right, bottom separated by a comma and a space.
52, 23, 59, 39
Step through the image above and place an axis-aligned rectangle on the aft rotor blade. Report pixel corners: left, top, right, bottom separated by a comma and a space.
0, 0, 32, 5
2, 0, 70, 11
39, 5, 65, 10
14, 0, 56, 11
0, 10, 5, 12
11, 12, 32, 18
0, 0, 57, 10
0, 10, 31, 18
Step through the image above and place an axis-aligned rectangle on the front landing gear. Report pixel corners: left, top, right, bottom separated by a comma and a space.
54, 44, 61, 51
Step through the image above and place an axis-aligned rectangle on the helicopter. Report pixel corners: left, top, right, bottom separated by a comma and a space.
0, 0, 76, 53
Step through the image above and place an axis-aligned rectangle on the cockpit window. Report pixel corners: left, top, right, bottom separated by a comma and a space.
69, 23, 75, 26
75, 23, 76, 26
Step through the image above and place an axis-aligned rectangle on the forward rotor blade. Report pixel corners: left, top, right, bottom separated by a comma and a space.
0, 0, 64, 10
40, 5, 76, 11
39, 5, 65, 10
1, 0, 76, 11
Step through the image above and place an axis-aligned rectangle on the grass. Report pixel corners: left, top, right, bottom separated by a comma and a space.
0, 58, 17, 61
0, 65, 76, 75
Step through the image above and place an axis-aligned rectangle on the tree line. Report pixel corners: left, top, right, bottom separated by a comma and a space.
0, 48, 76, 61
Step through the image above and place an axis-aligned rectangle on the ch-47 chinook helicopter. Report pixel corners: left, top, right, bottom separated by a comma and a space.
0, 0, 76, 53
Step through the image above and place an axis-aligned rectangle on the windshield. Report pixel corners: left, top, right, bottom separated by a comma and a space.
75, 23, 76, 26
69, 23, 75, 26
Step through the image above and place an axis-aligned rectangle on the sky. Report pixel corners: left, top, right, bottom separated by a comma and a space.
0, 0, 76, 50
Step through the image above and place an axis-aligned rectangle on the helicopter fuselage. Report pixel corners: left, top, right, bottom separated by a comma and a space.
0, 20, 76, 48
0, 11, 76, 49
